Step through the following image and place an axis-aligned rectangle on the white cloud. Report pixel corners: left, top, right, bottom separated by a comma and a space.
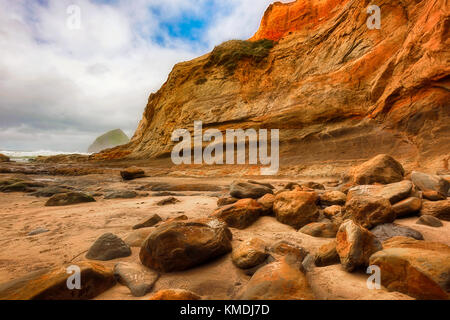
0, 0, 280, 152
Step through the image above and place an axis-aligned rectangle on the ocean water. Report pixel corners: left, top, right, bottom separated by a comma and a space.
0, 150, 91, 162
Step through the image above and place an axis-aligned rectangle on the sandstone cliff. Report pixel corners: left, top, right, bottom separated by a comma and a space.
94, 0, 450, 174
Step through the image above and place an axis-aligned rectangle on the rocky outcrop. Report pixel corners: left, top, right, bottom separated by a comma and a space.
93, 0, 450, 176
88, 129, 129, 154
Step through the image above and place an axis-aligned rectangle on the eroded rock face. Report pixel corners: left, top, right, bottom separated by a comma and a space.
411, 172, 450, 201
349, 155, 405, 185
370, 237, 450, 300
94, 0, 450, 176
212, 198, 263, 229
344, 194, 395, 229
0, 262, 115, 300
238, 258, 315, 300
231, 238, 268, 269
45, 192, 95, 207
421, 200, 450, 221
230, 181, 273, 199
139, 219, 232, 272
274, 190, 319, 229
336, 220, 382, 272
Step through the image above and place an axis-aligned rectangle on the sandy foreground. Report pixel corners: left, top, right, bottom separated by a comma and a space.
0, 170, 449, 300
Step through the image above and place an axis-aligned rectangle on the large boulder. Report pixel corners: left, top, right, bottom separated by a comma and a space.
45, 192, 95, 207
336, 220, 382, 272
349, 154, 405, 185
347, 181, 413, 204
273, 190, 319, 229
421, 200, 450, 221
230, 180, 273, 199
237, 257, 315, 300
86, 233, 132, 261
212, 198, 263, 229
231, 238, 268, 269
0, 262, 115, 300
370, 237, 450, 300
120, 167, 145, 181
370, 223, 423, 242
114, 262, 159, 297
139, 219, 232, 272
344, 194, 395, 229
299, 221, 338, 238
411, 171, 449, 201
392, 197, 422, 218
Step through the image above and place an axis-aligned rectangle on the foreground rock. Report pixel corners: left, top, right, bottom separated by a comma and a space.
314, 241, 340, 267
212, 199, 263, 229
230, 180, 273, 199
86, 233, 131, 261
149, 289, 201, 300
140, 219, 232, 272
370, 237, 450, 300
416, 215, 443, 228
45, 192, 95, 207
421, 200, 450, 221
336, 220, 382, 272
120, 167, 145, 181
349, 154, 405, 185
344, 194, 395, 229
238, 257, 315, 300
132, 214, 162, 230
411, 171, 449, 201
299, 221, 338, 238
114, 262, 159, 297
370, 223, 423, 242
0, 262, 115, 300
392, 197, 422, 218
231, 238, 268, 269
273, 190, 319, 229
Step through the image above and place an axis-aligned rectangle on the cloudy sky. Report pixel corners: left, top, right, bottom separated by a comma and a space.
0, 0, 283, 152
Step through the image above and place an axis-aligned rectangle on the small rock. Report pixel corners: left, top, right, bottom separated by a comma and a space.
120, 167, 145, 181
323, 205, 343, 219
336, 220, 382, 272
319, 191, 346, 206
269, 241, 308, 263
114, 262, 159, 297
257, 193, 275, 216
139, 219, 232, 272
299, 221, 338, 238
392, 197, 422, 218
273, 190, 319, 229
45, 192, 95, 207
156, 197, 180, 206
86, 233, 131, 261
123, 228, 155, 247
416, 215, 443, 228
217, 196, 239, 207
132, 214, 162, 230
302, 182, 325, 190
349, 154, 405, 185
370, 223, 423, 242
237, 258, 315, 300
104, 190, 138, 199
314, 241, 340, 267
149, 289, 201, 300
411, 171, 449, 201
231, 238, 268, 269
212, 198, 263, 229
27, 228, 49, 236
230, 180, 273, 199
344, 194, 395, 229
420, 200, 450, 221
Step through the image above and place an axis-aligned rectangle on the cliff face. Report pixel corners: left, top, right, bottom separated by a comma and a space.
95, 0, 450, 174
